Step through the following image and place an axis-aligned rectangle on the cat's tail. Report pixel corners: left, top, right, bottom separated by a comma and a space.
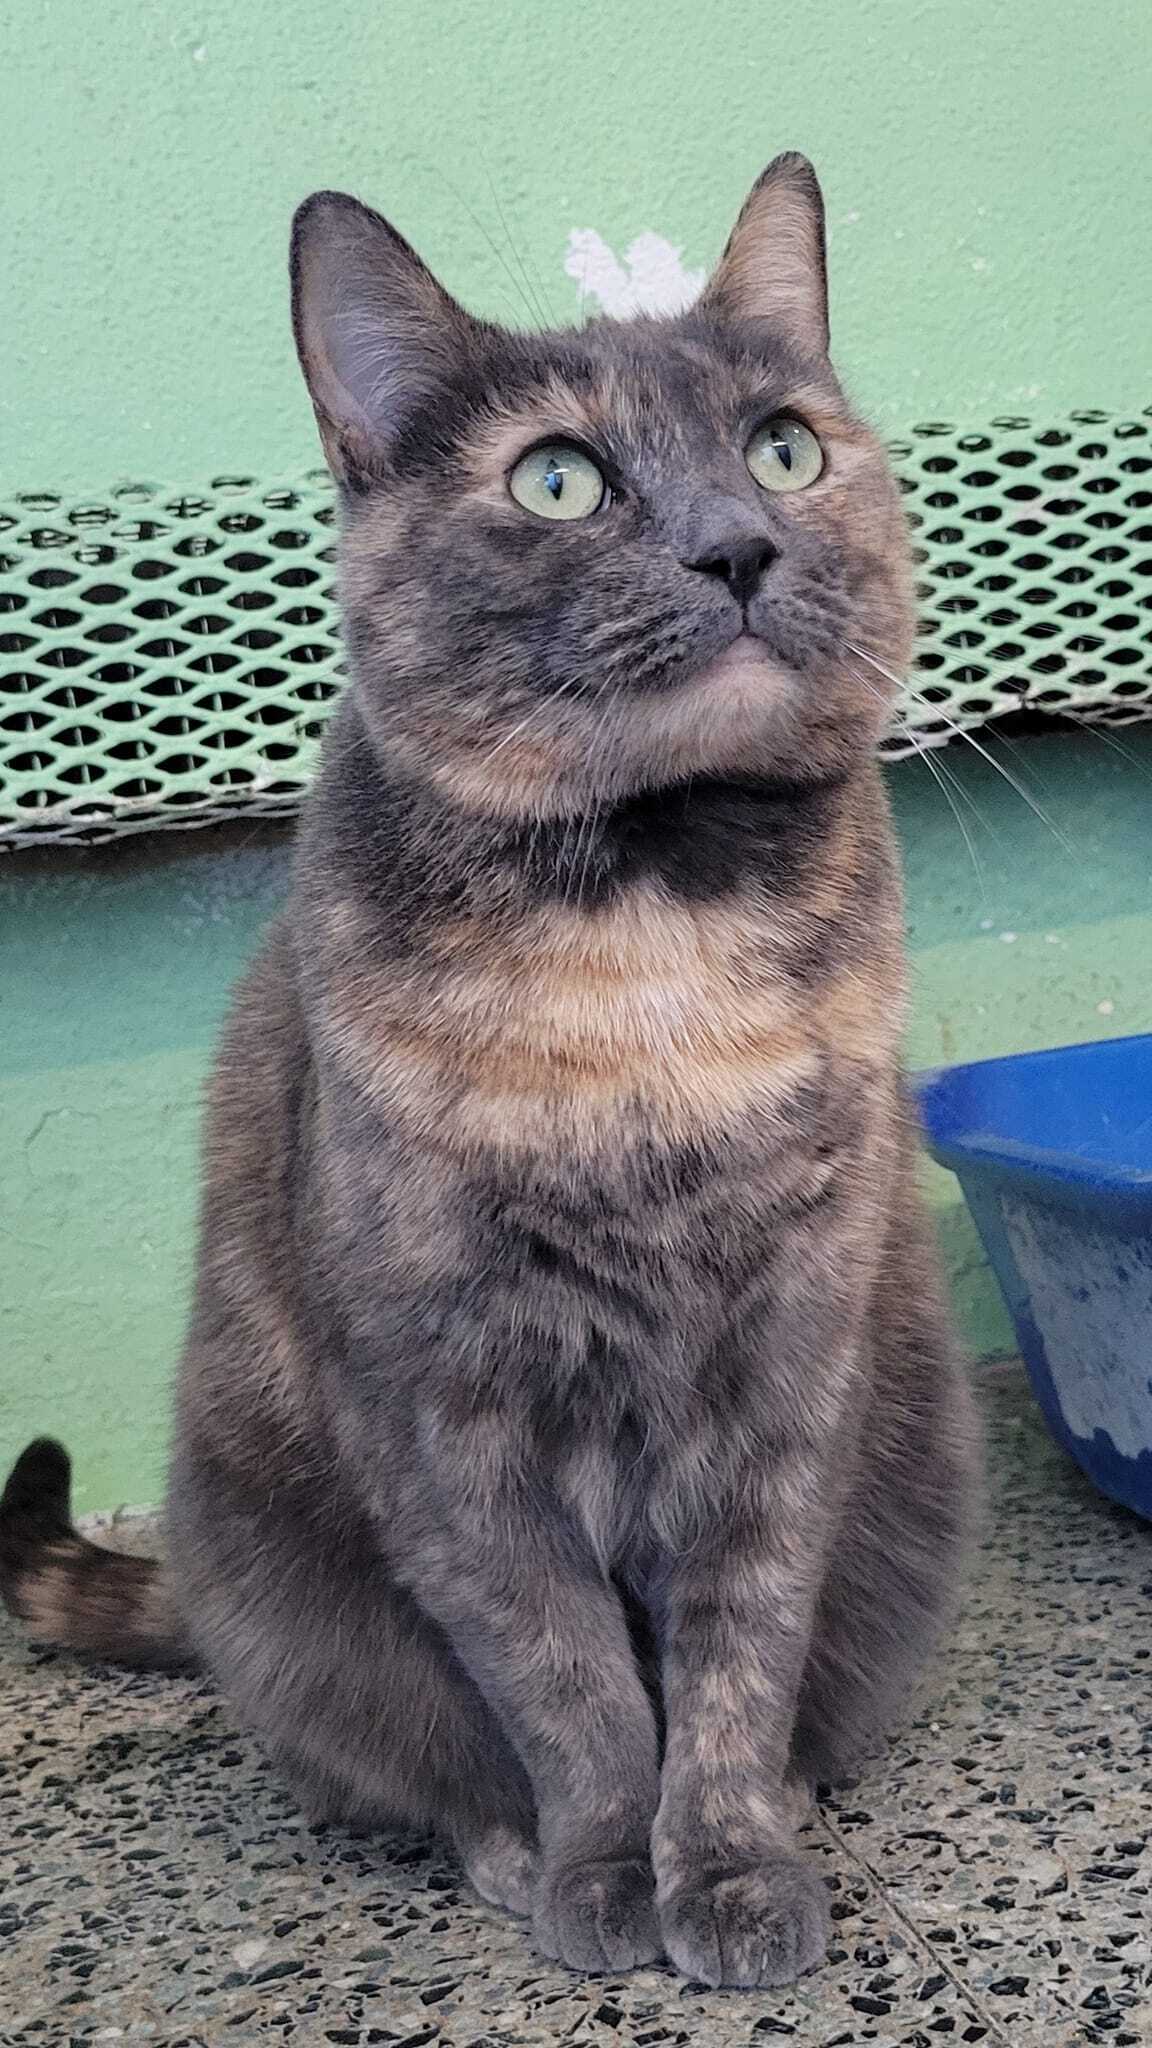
0, 1439, 196, 1673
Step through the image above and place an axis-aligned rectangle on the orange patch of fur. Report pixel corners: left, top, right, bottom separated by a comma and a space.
323, 884, 856, 1154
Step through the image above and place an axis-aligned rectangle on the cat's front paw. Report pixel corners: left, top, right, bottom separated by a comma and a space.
659, 1851, 830, 1987
460, 1823, 540, 1917
534, 1855, 661, 1973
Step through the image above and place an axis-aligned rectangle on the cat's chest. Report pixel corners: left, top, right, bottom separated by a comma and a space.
325, 880, 891, 1157
429, 886, 825, 1148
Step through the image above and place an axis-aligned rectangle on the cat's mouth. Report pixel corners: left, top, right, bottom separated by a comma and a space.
689, 630, 793, 690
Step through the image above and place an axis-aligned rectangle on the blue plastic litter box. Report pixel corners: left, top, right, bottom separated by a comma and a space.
917, 1033, 1152, 1521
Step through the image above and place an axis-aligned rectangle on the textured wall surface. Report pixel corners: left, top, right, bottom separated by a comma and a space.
2, 0, 1149, 489
2, 6, 1150, 1510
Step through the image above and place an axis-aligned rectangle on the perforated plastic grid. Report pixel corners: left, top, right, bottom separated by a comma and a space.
1, 408, 1149, 846
885, 406, 1152, 759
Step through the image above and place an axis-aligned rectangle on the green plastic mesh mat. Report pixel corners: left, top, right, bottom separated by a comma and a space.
2, 408, 1149, 847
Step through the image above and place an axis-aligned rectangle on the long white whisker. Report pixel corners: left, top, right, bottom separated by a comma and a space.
857, 670, 992, 894
901, 729, 1002, 839
930, 744, 1001, 841
478, 673, 590, 767
848, 643, 1077, 855
569, 673, 632, 909
561, 806, 586, 911
1062, 718, 1152, 785
575, 797, 603, 910
889, 639, 1152, 794
565, 757, 601, 912
918, 744, 989, 907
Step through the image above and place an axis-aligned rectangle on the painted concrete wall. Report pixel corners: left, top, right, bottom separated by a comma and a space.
2, 6, 1150, 1511
3, 0, 1150, 491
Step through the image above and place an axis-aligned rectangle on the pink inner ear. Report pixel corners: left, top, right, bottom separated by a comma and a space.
291, 191, 475, 479
703, 156, 829, 356
324, 301, 448, 437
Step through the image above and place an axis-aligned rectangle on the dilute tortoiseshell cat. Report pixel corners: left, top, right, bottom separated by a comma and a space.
1, 155, 978, 1987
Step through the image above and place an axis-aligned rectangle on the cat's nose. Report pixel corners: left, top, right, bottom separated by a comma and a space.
682, 510, 779, 607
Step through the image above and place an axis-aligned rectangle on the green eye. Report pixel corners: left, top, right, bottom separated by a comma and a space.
745, 416, 824, 493
509, 442, 607, 521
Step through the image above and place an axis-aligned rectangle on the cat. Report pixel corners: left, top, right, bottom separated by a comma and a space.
0, 153, 979, 1989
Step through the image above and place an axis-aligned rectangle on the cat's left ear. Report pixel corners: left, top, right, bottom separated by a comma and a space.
291, 190, 481, 487
701, 153, 829, 356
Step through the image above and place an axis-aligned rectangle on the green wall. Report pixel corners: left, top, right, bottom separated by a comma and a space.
3, 0, 1150, 492
2, 6, 1150, 1511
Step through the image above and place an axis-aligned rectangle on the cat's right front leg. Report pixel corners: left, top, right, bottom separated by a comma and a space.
392, 1468, 662, 1972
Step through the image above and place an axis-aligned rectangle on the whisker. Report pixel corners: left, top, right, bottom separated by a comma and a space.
560, 806, 587, 911
858, 674, 993, 896
981, 719, 1072, 802
478, 674, 590, 766
568, 675, 632, 908
930, 743, 1001, 842
897, 727, 1001, 839
917, 744, 989, 907
848, 644, 1078, 856
483, 710, 545, 762
483, 703, 552, 762
566, 761, 602, 911
574, 797, 603, 910
1068, 719, 1152, 784
920, 720, 1077, 857
405, 155, 544, 328
475, 149, 553, 330
905, 643, 1152, 794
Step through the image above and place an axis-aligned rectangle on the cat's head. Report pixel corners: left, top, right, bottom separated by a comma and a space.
292, 156, 914, 816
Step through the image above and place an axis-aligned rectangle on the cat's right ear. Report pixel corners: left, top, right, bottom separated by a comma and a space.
701, 153, 829, 357
290, 192, 476, 488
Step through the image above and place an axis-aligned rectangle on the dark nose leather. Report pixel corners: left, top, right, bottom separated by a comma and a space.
680, 502, 778, 606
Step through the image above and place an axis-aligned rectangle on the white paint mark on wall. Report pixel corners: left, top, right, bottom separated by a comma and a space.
564, 229, 706, 317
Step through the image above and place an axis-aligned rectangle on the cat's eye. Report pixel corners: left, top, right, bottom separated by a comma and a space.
508, 443, 608, 521
745, 416, 824, 493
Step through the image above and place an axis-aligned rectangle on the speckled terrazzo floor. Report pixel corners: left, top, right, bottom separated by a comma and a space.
1, 1361, 1148, 2048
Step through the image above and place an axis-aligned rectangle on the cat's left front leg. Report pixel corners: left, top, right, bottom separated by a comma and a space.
651, 1427, 842, 1988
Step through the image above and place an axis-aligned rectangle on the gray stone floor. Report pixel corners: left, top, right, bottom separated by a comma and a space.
1, 1361, 1148, 2047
